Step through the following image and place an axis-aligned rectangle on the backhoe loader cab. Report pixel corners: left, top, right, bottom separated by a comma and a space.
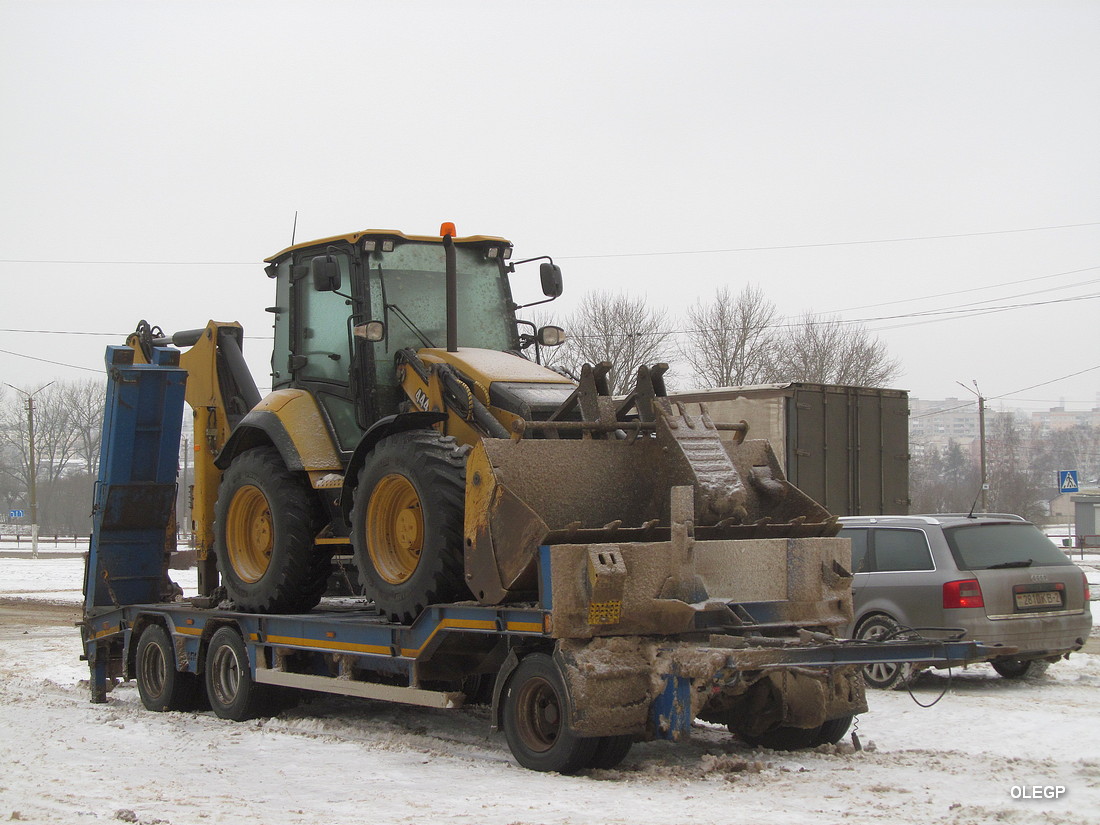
263, 228, 552, 452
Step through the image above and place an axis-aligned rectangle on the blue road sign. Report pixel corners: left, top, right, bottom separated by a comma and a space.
1058, 471, 1079, 494
8, 509, 25, 519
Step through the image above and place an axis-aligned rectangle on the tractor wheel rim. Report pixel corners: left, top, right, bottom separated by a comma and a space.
226, 484, 273, 583
366, 474, 424, 585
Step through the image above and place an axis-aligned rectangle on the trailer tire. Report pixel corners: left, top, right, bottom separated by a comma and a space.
740, 714, 853, 751
214, 447, 327, 614
502, 653, 598, 774
588, 735, 633, 769
135, 625, 202, 712
204, 626, 271, 721
351, 430, 468, 624
991, 657, 1050, 679
739, 724, 820, 751
814, 715, 854, 746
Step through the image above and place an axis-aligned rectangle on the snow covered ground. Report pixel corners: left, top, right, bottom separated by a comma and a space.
2, 553, 1099, 825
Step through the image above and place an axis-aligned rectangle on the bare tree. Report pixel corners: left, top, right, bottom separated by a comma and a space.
770, 312, 901, 387
521, 308, 571, 372
0, 380, 105, 533
679, 285, 779, 388
1029, 423, 1100, 486
64, 379, 105, 475
909, 440, 981, 513
556, 291, 674, 395
986, 411, 1045, 521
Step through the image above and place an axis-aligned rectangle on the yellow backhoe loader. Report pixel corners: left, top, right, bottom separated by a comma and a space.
129, 222, 837, 626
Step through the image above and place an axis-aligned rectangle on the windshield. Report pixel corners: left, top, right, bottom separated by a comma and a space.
366, 243, 516, 355
944, 522, 1073, 570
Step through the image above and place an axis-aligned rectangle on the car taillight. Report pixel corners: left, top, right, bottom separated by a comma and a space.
944, 579, 985, 609
1086, 579, 1092, 603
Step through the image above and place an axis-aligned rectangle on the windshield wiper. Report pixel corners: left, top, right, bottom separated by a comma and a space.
986, 559, 1033, 569
387, 303, 436, 348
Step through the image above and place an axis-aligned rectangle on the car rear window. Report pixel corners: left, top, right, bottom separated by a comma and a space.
943, 523, 1072, 570
873, 529, 935, 572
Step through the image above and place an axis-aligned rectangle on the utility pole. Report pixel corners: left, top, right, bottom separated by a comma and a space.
4, 382, 54, 559
957, 380, 988, 511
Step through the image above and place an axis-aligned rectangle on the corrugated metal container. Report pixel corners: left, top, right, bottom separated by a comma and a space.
668, 383, 909, 516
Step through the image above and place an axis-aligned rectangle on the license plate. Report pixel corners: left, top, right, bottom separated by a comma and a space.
1015, 591, 1062, 609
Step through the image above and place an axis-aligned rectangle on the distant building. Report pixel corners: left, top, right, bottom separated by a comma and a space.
908, 397, 981, 456
1030, 406, 1100, 436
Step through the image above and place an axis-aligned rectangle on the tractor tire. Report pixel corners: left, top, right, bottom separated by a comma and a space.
214, 447, 327, 614
502, 653, 598, 774
135, 624, 203, 712
351, 430, 469, 624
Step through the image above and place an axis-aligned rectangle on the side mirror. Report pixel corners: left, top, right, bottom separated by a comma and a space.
537, 325, 567, 347
353, 321, 386, 342
311, 255, 341, 292
539, 262, 563, 298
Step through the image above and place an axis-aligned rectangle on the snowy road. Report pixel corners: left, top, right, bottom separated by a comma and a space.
1, 556, 1098, 825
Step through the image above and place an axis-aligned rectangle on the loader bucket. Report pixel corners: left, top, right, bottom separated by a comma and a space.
463, 403, 840, 613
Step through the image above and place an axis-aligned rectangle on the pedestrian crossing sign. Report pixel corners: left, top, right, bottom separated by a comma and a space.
1058, 470, 1079, 493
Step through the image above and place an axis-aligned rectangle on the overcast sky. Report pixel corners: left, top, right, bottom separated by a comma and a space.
1, 1, 1098, 414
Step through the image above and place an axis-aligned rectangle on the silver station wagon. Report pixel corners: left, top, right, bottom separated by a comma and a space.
839, 514, 1092, 688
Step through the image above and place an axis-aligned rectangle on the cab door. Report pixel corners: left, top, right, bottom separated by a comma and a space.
290, 247, 362, 453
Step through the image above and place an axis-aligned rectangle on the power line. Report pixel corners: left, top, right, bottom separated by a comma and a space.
0, 346, 102, 374
0, 259, 256, 266
911, 365, 1100, 417
2, 220, 1098, 266
558, 221, 1100, 261
910, 401, 978, 419
818, 265, 1100, 317
566, 290, 1100, 340
0, 327, 273, 341
866, 292, 1100, 332
992, 364, 1100, 401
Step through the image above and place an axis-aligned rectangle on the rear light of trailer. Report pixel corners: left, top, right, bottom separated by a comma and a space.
943, 579, 985, 609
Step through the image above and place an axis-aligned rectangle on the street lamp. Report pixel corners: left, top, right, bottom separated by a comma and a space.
956, 380, 988, 512
3, 381, 54, 558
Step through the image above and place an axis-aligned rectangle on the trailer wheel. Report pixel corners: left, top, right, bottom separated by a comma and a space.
204, 626, 270, 721
991, 657, 1050, 679
214, 447, 327, 613
739, 724, 820, 751
814, 715, 854, 746
588, 735, 633, 769
351, 430, 468, 624
502, 653, 598, 774
135, 625, 201, 712
856, 614, 915, 690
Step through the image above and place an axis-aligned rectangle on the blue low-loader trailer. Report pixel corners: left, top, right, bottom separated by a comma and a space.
81, 345, 1005, 774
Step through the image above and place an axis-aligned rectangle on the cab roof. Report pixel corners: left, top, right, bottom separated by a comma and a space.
265, 229, 512, 263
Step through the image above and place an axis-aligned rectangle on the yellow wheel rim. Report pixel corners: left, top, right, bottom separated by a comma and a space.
225, 484, 273, 583
366, 474, 424, 584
